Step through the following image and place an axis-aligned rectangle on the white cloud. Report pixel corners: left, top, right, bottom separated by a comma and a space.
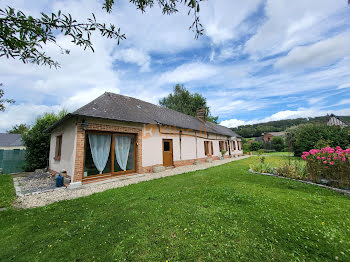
220, 108, 350, 128
275, 33, 350, 70
338, 83, 350, 89
113, 48, 151, 72
220, 119, 247, 128
158, 63, 218, 84
201, 0, 261, 44
245, 0, 346, 58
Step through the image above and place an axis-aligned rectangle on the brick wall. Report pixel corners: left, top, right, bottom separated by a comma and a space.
73, 119, 142, 182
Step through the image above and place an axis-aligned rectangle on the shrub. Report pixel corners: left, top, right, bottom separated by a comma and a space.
249, 162, 274, 174
271, 136, 285, 151
276, 160, 307, 180
22, 110, 67, 171
287, 124, 349, 156
301, 147, 350, 189
249, 141, 263, 151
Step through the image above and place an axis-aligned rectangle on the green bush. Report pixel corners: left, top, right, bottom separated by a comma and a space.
22, 110, 67, 171
249, 141, 263, 151
249, 162, 274, 174
271, 136, 285, 151
276, 160, 307, 180
287, 124, 349, 156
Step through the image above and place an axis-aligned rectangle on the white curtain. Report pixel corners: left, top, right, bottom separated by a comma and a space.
88, 134, 111, 174
115, 136, 131, 171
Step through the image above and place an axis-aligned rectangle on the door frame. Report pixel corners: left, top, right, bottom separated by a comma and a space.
162, 139, 174, 166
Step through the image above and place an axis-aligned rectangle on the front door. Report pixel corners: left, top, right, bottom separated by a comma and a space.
162, 139, 173, 167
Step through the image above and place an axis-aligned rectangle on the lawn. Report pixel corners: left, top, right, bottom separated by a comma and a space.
250, 151, 294, 156
0, 157, 349, 261
0, 175, 15, 208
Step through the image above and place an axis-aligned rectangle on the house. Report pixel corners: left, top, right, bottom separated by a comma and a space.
0, 133, 25, 150
0, 133, 26, 174
47, 92, 243, 187
262, 132, 286, 142
327, 114, 349, 127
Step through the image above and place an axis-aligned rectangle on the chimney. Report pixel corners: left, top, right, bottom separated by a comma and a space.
196, 107, 206, 122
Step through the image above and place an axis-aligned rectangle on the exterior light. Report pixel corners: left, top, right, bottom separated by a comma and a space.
81, 120, 88, 130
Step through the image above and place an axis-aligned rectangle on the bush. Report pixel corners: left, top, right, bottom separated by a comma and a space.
276, 160, 307, 180
249, 162, 274, 174
22, 110, 67, 171
287, 124, 349, 156
301, 147, 350, 189
249, 141, 263, 151
271, 136, 285, 151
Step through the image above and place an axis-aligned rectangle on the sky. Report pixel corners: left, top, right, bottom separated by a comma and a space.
1, 0, 350, 131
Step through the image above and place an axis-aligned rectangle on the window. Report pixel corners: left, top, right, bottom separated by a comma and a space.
83, 132, 136, 178
54, 135, 62, 160
164, 141, 170, 151
204, 141, 213, 156
219, 141, 224, 151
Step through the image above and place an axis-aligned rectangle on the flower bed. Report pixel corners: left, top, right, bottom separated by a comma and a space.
301, 147, 350, 189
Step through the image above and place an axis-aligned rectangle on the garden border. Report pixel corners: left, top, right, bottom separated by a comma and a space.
248, 169, 350, 196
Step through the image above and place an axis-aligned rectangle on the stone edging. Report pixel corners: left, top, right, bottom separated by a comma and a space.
248, 169, 350, 196
13, 177, 67, 197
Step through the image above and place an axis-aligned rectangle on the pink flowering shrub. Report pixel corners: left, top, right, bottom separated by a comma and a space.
301, 147, 350, 189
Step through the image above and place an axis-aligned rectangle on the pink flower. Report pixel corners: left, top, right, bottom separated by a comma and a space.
323, 161, 327, 164
343, 158, 346, 162
322, 157, 326, 160
330, 161, 335, 165
316, 156, 321, 160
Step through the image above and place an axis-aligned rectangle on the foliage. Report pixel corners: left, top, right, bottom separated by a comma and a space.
0, 175, 15, 208
276, 160, 308, 180
22, 110, 67, 171
249, 161, 274, 174
287, 124, 349, 156
159, 84, 219, 123
7, 124, 30, 135
301, 147, 350, 189
220, 150, 227, 157
0, 1, 203, 67
249, 141, 263, 151
271, 136, 285, 152
2, 157, 349, 261
233, 115, 350, 138
0, 84, 14, 111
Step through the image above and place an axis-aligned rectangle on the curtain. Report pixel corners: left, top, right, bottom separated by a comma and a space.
115, 136, 131, 171
88, 134, 111, 174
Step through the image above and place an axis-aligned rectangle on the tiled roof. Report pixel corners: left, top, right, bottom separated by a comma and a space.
0, 133, 24, 147
47, 92, 239, 137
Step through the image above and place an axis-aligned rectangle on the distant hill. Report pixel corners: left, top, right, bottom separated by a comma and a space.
232, 115, 350, 138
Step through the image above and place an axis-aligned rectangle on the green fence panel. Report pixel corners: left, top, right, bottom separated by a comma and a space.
0, 149, 26, 174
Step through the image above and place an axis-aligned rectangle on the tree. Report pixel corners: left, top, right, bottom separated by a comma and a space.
159, 84, 219, 123
0, 83, 14, 111
249, 141, 263, 151
0, 1, 204, 68
7, 124, 30, 135
22, 110, 67, 171
287, 124, 349, 156
271, 136, 285, 152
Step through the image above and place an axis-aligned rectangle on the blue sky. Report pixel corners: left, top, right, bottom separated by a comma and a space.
1, 0, 350, 131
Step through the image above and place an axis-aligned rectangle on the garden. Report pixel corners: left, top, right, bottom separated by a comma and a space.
249, 124, 350, 191
0, 157, 350, 261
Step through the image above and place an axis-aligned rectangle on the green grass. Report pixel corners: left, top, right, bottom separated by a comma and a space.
250, 151, 294, 156
0, 157, 349, 261
0, 175, 15, 208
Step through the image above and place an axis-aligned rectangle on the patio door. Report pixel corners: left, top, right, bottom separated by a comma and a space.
162, 139, 173, 167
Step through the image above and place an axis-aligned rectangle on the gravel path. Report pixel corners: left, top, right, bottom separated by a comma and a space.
15, 156, 250, 209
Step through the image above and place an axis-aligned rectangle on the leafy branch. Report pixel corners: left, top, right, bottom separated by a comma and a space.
0, 0, 205, 68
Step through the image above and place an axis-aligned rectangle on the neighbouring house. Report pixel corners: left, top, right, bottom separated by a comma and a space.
0, 133, 26, 173
47, 92, 243, 187
262, 132, 286, 142
327, 114, 349, 127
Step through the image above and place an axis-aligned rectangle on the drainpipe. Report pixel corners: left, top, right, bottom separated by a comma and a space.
195, 131, 198, 158
179, 130, 182, 160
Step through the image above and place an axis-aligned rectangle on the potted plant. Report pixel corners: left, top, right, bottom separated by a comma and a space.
220, 150, 227, 160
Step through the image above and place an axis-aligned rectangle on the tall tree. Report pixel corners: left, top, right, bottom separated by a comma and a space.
159, 84, 219, 123
7, 124, 30, 135
22, 110, 67, 171
0, 0, 204, 68
0, 83, 14, 111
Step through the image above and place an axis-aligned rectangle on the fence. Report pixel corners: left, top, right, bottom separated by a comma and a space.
0, 149, 26, 174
